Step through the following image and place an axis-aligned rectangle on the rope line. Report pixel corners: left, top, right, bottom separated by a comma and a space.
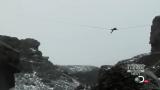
53, 20, 151, 32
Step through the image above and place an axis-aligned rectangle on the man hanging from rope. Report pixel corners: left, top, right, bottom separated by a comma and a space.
110, 28, 118, 33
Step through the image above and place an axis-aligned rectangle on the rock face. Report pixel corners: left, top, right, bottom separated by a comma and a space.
150, 16, 160, 53
96, 54, 160, 90
0, 39, 20, 90
0, 36, 56, 89
0, 35, 99, 90
95, 16, 160, 90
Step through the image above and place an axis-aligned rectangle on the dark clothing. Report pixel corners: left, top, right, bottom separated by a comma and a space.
110, 28, 118, 33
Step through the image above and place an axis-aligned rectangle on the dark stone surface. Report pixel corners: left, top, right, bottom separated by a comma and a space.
0, 39, 20, 90
150, 16, 160, 53
0, 35, 99, 89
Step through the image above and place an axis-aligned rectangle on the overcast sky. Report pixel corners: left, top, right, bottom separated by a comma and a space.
0, 0, 160, 66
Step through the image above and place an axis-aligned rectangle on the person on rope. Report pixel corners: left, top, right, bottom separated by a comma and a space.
110, 28, 118, 33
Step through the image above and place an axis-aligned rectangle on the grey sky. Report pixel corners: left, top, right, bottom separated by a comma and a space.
0, 0, 160, 66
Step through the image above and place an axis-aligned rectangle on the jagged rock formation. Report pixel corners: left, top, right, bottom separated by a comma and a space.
0, 35, 99, 90
0, 36, 62, 89
95, 16, 160, 90
0, 39, 20, 90
150, 16, 160, 53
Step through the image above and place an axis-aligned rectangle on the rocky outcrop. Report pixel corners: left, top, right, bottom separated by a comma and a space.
0, 35, 99, 90
95, 16, 160, 90
0, 38, 20, 89
150, 16, 160, 53
0, 35, 72, 89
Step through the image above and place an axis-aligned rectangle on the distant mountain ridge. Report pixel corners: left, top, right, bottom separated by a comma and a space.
60, 65, 99, 73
